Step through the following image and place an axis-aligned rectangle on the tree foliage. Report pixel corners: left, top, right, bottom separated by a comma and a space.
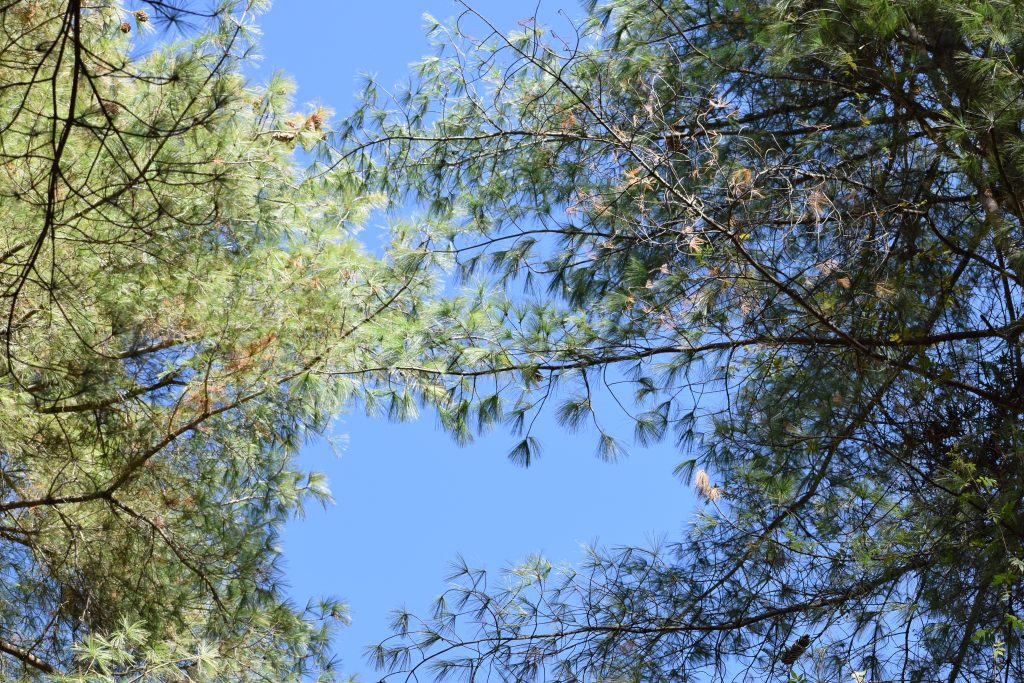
341, 0, 1024, 680
0, 1, 442, 679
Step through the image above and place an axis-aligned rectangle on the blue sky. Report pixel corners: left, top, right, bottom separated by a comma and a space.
254, 2, 697, 679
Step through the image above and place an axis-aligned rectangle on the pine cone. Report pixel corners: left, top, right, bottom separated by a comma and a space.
307, 111, 325, 131
779, 634, 811, 666
119, 21, 131, 33
135, 9, 148, 22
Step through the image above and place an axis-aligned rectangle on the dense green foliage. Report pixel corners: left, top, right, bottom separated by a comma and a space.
0, 1, 442, 679
342, 0, 1024, 680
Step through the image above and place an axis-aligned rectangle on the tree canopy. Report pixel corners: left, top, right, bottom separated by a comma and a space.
0, 1, 444, 679
340, 0, 1024, 681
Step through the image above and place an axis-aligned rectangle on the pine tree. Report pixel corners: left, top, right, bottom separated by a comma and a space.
344, 0, 1024, 680
0, 1, 439, 679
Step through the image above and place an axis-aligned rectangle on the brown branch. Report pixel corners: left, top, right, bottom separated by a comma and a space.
946, 574, 992, 683
37, 370, 185, 414
0, 636, 57, 674
329, 323, 1023, 378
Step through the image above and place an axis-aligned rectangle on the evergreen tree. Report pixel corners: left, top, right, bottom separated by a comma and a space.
343, 0, 1024, 680
0, 1, 439, 679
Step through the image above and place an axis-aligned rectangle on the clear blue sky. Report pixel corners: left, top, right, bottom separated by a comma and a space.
254, 2, 696, 679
